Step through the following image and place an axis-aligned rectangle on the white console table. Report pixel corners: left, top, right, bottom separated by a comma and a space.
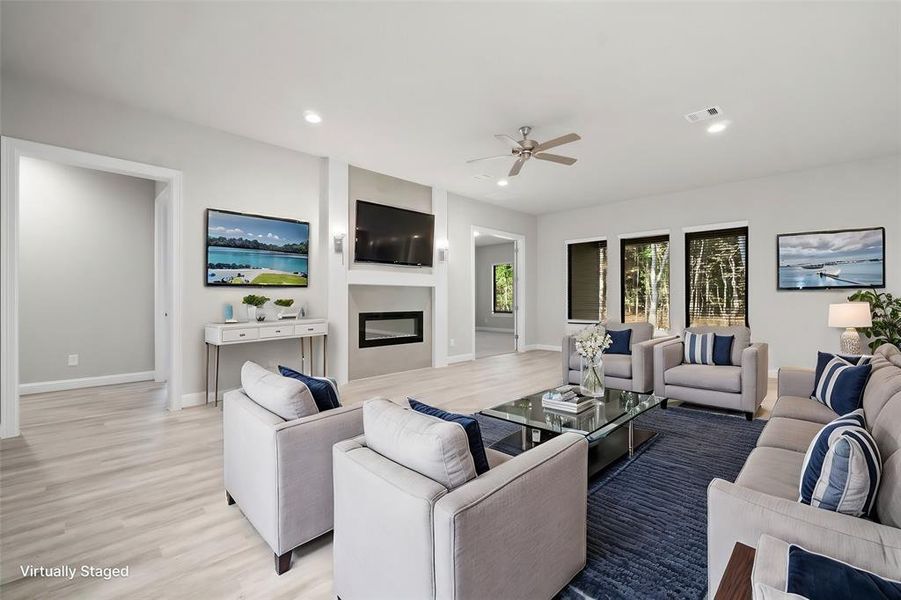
203, 318, 328, 406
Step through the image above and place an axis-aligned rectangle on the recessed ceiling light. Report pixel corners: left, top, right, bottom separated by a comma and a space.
473, 231, 481, 237
497, 179, 509, 187
706, 121, 729, 134
303, 110, 322, 124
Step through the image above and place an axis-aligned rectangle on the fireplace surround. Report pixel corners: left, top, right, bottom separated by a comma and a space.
358, 311, 424, 348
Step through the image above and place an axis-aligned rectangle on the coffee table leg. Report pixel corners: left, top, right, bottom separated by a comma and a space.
521, 427, 528, 451
628, 421, 634, 457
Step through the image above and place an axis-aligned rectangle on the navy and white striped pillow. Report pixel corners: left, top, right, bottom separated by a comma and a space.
811, 357, 872, 415
799, 409, 882, 517
684, 332, 715, 365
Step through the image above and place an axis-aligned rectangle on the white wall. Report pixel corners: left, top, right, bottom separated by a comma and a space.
2, 76, 327, 399
536, 155, 901, 369
18, 157, 155, 384
446, 193, 538, 358
474, 242, 515, 331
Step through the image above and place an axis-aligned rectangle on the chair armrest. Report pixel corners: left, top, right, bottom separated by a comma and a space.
707, 478, 901, 594
654, 338, 684, 397
777, 367, 815, 399
562, 335, 575, 383
433, 433, 588, 600
632, 335, 679, 393
741, 343, 768, 414
222, 390, 282, 552
272, 403, 364, 552
333, 439, 448, 600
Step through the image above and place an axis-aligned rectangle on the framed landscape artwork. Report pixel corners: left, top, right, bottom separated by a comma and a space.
206, 209, 310, 287
776, 227, 885, 290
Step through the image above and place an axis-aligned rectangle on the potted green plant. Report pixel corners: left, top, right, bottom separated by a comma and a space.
274, 298, 296, 319
242, 294, 269, 322
848, 290, 901, 352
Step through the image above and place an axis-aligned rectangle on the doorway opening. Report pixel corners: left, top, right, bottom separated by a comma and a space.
471, 226, 525, 360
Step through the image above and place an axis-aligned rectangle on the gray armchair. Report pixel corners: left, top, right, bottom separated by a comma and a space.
563, 321, 678, 393
333, 431, 588, 600
653, 326, 768, 420
223, 389, 363, 574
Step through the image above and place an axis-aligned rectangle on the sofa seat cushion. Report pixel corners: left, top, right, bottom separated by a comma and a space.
771, 395, 838, 425
604, 354, 632, 379
664, 364, 742, 393
735, 446, 806, 501
363, 398, 476, 490
757, 417, 826, 453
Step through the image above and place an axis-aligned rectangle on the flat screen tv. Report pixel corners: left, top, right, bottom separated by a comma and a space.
206, 209, 309, 287
354, 200, 435, 267
777, 227, 885, 290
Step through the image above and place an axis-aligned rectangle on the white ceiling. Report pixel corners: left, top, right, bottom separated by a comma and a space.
2, 2, 898, 215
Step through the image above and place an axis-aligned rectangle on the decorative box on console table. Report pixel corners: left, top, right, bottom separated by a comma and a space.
203, 318, 328, 406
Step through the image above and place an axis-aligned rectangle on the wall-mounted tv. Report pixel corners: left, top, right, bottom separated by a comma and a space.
206, 209, 309, 287
354, 200, 435, 267
777, 227, 885, 290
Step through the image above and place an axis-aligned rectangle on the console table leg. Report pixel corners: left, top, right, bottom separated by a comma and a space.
205, 343, 210, 405
214, 346, 220, 408
323, 335, 328, 377
300, 337, 306, 374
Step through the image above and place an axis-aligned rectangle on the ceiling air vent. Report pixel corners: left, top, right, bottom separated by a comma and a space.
684, 106, 722, 123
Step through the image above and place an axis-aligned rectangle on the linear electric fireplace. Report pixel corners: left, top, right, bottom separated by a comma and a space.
359, 311, 424, 348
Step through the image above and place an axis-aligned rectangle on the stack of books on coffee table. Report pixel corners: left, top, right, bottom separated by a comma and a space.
541, 389, 596, 413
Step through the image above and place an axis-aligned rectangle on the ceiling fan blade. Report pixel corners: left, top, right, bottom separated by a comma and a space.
534, 153, 577, 166
508, 156, 526, 177
495, 134, 524, 149
533, 133, 581, 153
466, 154, 511, 164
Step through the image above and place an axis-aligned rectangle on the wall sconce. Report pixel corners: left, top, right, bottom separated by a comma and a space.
437, 240, 449, 263
333, 231, 346, 254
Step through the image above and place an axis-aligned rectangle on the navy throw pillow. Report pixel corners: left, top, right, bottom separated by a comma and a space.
278, 366, 341, 412
787, 545, 901, 599
605, 329, 632, 355
814, 351, 871, 386
811, 357, 872, 415
713, 334, 734, 366
408, 398, 490, 475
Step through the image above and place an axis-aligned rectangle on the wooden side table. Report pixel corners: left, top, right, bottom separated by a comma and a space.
714, 542, 756, 600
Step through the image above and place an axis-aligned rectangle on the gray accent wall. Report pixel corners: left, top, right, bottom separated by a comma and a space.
474, 242, 515, 332
18, 158, 156, 384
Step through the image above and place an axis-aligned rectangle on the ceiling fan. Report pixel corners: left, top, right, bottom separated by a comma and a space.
467, 126, 581, 177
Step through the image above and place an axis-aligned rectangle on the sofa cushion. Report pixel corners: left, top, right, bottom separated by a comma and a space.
485, 448, 512, 469
664, 364, 742, 393
757, 417, 826, 453
604, 354, 632, 379
569, 352, 581, 372
407, 398, 490, 475
684, 331, 715, 365
713, 334, 734, 366
799, 409, 880, 517
605, 329, 632, 355
686, 325, 750, 366
278, 365, 341, 411
862, 345, 901, 455
814, 351, 872, 384
811, 356, 872, 415
771, 395, 838, 425
786, 544, 901, 599
363, 398, 476, 490
240, 361, 318, 421
735, 446, 806, 501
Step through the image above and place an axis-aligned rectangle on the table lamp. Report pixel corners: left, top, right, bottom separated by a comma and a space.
828, 302, 872, 354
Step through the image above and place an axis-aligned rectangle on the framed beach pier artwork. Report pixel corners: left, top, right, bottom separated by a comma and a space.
776, 227, 885, 290
206, 209, 310, 287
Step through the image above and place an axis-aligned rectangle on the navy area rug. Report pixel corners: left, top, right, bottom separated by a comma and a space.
475, 405, 765, 600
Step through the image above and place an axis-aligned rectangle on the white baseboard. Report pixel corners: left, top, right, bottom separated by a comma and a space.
524, 344, 562, 352
475, 327, 515, 333
181, 386, 238, 408
19, 371, 155, 395
447, 353, 475, 364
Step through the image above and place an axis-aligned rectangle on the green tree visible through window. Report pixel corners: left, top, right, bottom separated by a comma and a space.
686, 227, 748, 326
621, 236, 670, 330
493, 263, 513, 313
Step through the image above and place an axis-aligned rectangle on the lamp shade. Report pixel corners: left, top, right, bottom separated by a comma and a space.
828, 302, 872, 328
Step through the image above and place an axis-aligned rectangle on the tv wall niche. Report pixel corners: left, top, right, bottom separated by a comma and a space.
776, 226, 885, 290
206, 208, 310, 287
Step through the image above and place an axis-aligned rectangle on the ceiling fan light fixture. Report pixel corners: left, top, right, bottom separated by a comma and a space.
303, 110, 322, 124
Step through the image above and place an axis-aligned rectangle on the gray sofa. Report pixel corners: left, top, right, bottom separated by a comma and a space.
707, 343, 901, 595
333, 425, 588, 599
223, 389, 363, 574
654, 326, 768, 420
563, 321, 677, 393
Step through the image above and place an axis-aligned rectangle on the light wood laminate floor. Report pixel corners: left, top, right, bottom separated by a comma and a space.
0, 350, 776, 599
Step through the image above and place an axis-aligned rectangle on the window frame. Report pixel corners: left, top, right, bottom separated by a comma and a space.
565, 237, 607, 324
491, 262, 514, 314
619, 234, 671, 326
684, 226, 750, 328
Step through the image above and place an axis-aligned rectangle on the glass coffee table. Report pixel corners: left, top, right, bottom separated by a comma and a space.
479, 386, 666, 477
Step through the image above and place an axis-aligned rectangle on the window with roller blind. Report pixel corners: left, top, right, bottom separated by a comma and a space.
621, 235, 670, 330
567, 239, 607, 322
685, 227, 749, 327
